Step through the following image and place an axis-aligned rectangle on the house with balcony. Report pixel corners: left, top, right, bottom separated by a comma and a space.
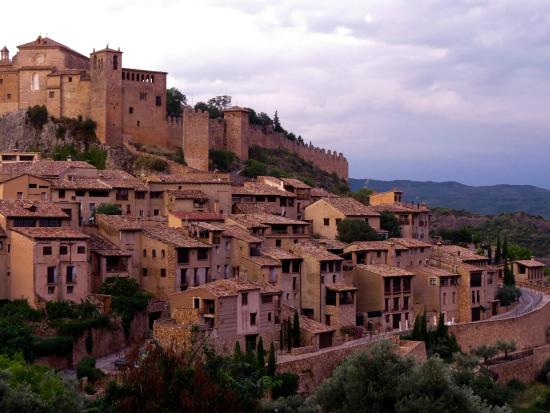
10, 227, 89, 306
352, 264, 414, 332
304, 197, 383, 240
187, 221, 231, 281
166, 278, 282, 354
89, 234, 131, 292
512, 259, 545, 284
260, 247, 302, 309
411, 265, 460, 326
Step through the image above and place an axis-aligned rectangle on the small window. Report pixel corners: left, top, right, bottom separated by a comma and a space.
197, 249, 208, 260
113, 55, 118, 70
29, 183, 37, 189
49, 91, 55, 98
68, 77, 73, 82
7, 94, 11, 100
153, 209, 159, 216
275, 239, 282, 247
156, 96, 162, 106
58, 189, 66, 199
160, 268, 166, 277
268, 312, 272, 322
43, 246, 52, 255
77, 246, 86, 254
142, 268, 148, 277
59, 245, 68, 255
161, 249, 165, 258
429, 277, 436, 286
323, 218, 330, 226
242, 292, 248, 305
250, 312, 257, 326
137, 120, 140, 127
152, 249, 157, 258
129, 107, 134, 114
193, 297, 200, 309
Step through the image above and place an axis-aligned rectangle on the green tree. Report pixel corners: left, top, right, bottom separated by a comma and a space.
0, 319, 35, 361
502, 236, 509, 260
256, 337, 265, 371
495, 236, 502, 264
380, 212, 402, 238
507, 243, 532, 260
234, 341, 242, 360
94, 203, 122, 216
336, 218, 380, 243
472, 344, 498, 365
495, 340, 516, 359
243, 159, 268, 178
292, 310, 301, 348
209, 149, 236, 172
267, 342, 276, 377
273, 110, 282, 132
207, 95, 232, 112
497, 286, 521, 306
26, 105, 48, 131
166, 87, 186, 117
286, 318, 292, 352
352, 188, 373, 205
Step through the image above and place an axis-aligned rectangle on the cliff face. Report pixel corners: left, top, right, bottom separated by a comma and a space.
0, 110, 60, 152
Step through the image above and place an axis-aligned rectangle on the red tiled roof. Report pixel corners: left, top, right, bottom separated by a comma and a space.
167, 189, 209, 199
170, 211, 225, 221
89, 234, 131, 257
356, 264, 414, 277
0, 200, 69, 218
142, 227, 211, 248
292, 243, 343, 261
174, 278, 280, 298
318, 197, 380, 217
222, 225, 262, 243
12, 227, 88, 240
261, 247, 301, 260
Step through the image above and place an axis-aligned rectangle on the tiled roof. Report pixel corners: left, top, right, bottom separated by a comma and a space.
143, 227, 211, 248
17, 36, 88, 59
97, 170, 148, 191
344, 241, 407, 253
89, 234, 131, 257
233, 182, 296, 197
281, 178, 312, 189
319, 197, 380, 217
95, 214, 143, 231
0, 200, 69, 218
388, 238, 432, 249
13, 227, 89, 240
412, 266, 458, 278
226, 215, 269, 229
429, 252, 481, 272
177, 278, 280, 298
293, 243, 343, 261
229, 213, 307, 228
310, 187, 336, 198
326, 283, 357, 292
299, 315, 336, 334
52, 177, 111, 190
149, 173, 230, 184
515, 259, 545, 268
261, 247, 301, 260
222, 225, 262, 243
167, 189, 209, 199
371, 204, 414, 213
437, 245, 487, 261
233, 202, 281, 215
170, 211, 225, 221
191, 222, 226, 232
244, 255, 281, 267
24, 160, 96, 177
356, 264, 414, 277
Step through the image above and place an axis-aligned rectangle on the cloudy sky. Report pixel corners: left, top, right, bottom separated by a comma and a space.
4, 1, 550, 187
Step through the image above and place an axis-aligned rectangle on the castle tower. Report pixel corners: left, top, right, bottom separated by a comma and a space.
182, 108, 209, 171
223, 106, 250, 160
90, 47, 123, 145
0, 46, 9, 62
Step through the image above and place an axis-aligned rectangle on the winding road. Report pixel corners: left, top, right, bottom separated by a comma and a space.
491, 287, 545, 320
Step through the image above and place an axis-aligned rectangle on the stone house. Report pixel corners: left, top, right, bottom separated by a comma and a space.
261, 247, 302, 310
10, 227, 89, 306
352, 264, 414, 332
388, 238, 432, 268
186, 221, 231, 282
164, 189, 209, 214
512, 259, 545, 284
165, 278, 282, 354
304, 197, 382, 240
257, 176, 313, 220
232, 182, 298, 219
89, 233, 131, 292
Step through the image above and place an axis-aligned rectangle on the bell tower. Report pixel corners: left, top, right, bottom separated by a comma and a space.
90, 46, 123, 145
0, 46, 9, 62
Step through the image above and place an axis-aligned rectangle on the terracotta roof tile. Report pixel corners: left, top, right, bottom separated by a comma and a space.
222, 225, 262, 243
310, 187, 337, 198
52, 177, 111, 190
318, 197, 380, 217
142, 227, 211, 249
149, 173, 230, 184
233, 182, 296, 197
293, 243, 343, 261
244, 255, 281, 267
97, 170, 148, 191
261, 247, 302, 260
96, 214, 143, 231
515, 259, 545, 268
344, 241, 407, 253
233, 202, 281, 215
412, 266, 458, 278
0, 200, 69, 218
174, 278, 280, 298
167, 189, 209, 199
89, 234, 131, 257
356, 264, 414, 277
437, 245, 487, 261
388, 238, 432, 249
13, 227, 88, 240
281, 178, 312, 189
299, 315, 336, 334
170, 211, 225, 221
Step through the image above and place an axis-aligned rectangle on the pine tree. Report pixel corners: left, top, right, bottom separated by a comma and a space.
436, 313, 447, 340
256, 336, 265, 371
267, 342, 276, 377
487, 244, 492, 265
286, 318, 292, 352
292, 310, 301, 348
502, 236, 509, 260
495, 236, 501, 264
273, 110, 282, 132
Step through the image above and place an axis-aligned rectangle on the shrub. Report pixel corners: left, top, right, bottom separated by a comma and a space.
33, 335, 73, 357
271, 372, 299, 399
135, 155, 167, 172
242, 159, 268, 178
0, 319, 35, 361
497, 286, 522, 306
209, 149, 236, 171
52, 314, 111, 339
538, 359, 550, 383
336, 219, 380, 243
76, 356, 103, 382
26, 105, 48, 131
169, 147, 185, 165
95, 203, 122, 216
0, 299, 43, 321
46, 300, 73, 319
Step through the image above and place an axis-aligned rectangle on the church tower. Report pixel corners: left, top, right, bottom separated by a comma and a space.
90, 47, 123, 145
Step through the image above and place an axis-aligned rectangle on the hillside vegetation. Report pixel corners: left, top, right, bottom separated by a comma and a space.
350, 178, 550, 218
432, 207, 550, 259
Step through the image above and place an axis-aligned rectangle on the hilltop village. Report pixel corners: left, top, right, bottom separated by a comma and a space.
1, 36, 550, 408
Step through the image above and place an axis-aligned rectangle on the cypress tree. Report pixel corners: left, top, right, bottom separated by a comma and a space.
503, 261, 512, 286
256, 336, 265, 371
420, 312, 429, 345
273, 110, 281, 132
267, 342, 276, 377
487, 244, 492, 265
495, 236, 501, 264
293, 310, 301, 348
279, 322, 284, 354
436, 313, 447, 340
503, 236, 509, 260
286, 318, 292, 352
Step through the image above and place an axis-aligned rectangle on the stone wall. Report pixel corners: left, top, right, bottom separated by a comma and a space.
488, 345, 550, 384
449, 296, 550, 352
276, 336, 425, 393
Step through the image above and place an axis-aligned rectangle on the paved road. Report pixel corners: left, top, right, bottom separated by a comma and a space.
491, 287, 545, 320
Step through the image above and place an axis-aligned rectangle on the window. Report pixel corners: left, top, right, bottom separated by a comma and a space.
59, 245, 68, 255
292, 277, 297, 290
452, 292, 456, 304
66, 266, 75, 284
31, 73, 39, 90
160, 268, 166, 277
135, 192, 146, 199
250, 312, 257, 326
429, 277, 436, 286
197, 249, 208, 260
193, 297, 200, 309
275, 239, 281, 247
77, 246, 85, 254
48, 286, 55, 294
47, 266, 56, 284
161, 249, 165, 258
67, 286, 74, 294
129, 106, 134, 114
49, 91, 55, 98
43, 246, 52, 255
156, 96, 162, 106
68, 77, 72, 82
58, 189, 66, 199
470, 273, 482, 287
268, 312, 272, 322
29, 183, 37, 189
177, 249, 189, 264
142, 268, 148, 277
143, 249, 147, 257
152, 249, 157, 258
139, 92, 147, 100
113, 55, 118, 70
75, 190, 85, 197
153, 209, 159, 216
323, 218, 330, 226
242, 292, 248, 305
39, 218, 61, 227
16, 192, 23, 199
404, 296, 409, 309
443, 292, 447, 305
262, 295, 273, 304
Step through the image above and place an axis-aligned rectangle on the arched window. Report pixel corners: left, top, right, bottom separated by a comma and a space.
31, 73, 39, 91
161, 249, 165, 259
152, 249, 157, 258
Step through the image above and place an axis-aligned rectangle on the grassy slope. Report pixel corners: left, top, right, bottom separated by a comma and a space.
350, 178, 550, 218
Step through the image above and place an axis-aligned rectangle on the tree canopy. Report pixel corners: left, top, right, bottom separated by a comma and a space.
166, 87, 187, 117
336, 218, 380, 243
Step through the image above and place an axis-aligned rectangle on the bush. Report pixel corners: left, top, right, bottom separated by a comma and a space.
46, 300, 74, 319
76, 356, 103, 382
497, 286, 522, 306
52, 315, 111, 339
169, 147, 185, 165
33, 335, 73, 357
243, 159, 268, 178
209, 149, 237, 172
135, 155, 167, 172
272, 372, 299, 399
538, 359, 550, 383
95, 203, 122, 216
0, 299, 43, 321
336, 219, 380, 243
0, 319, 35, 361
26, 105, 48, 131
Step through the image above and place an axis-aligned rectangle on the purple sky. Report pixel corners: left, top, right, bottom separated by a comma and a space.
4, 1, 550, 187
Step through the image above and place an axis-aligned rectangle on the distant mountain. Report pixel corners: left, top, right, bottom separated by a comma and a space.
349, 178, 550, 218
